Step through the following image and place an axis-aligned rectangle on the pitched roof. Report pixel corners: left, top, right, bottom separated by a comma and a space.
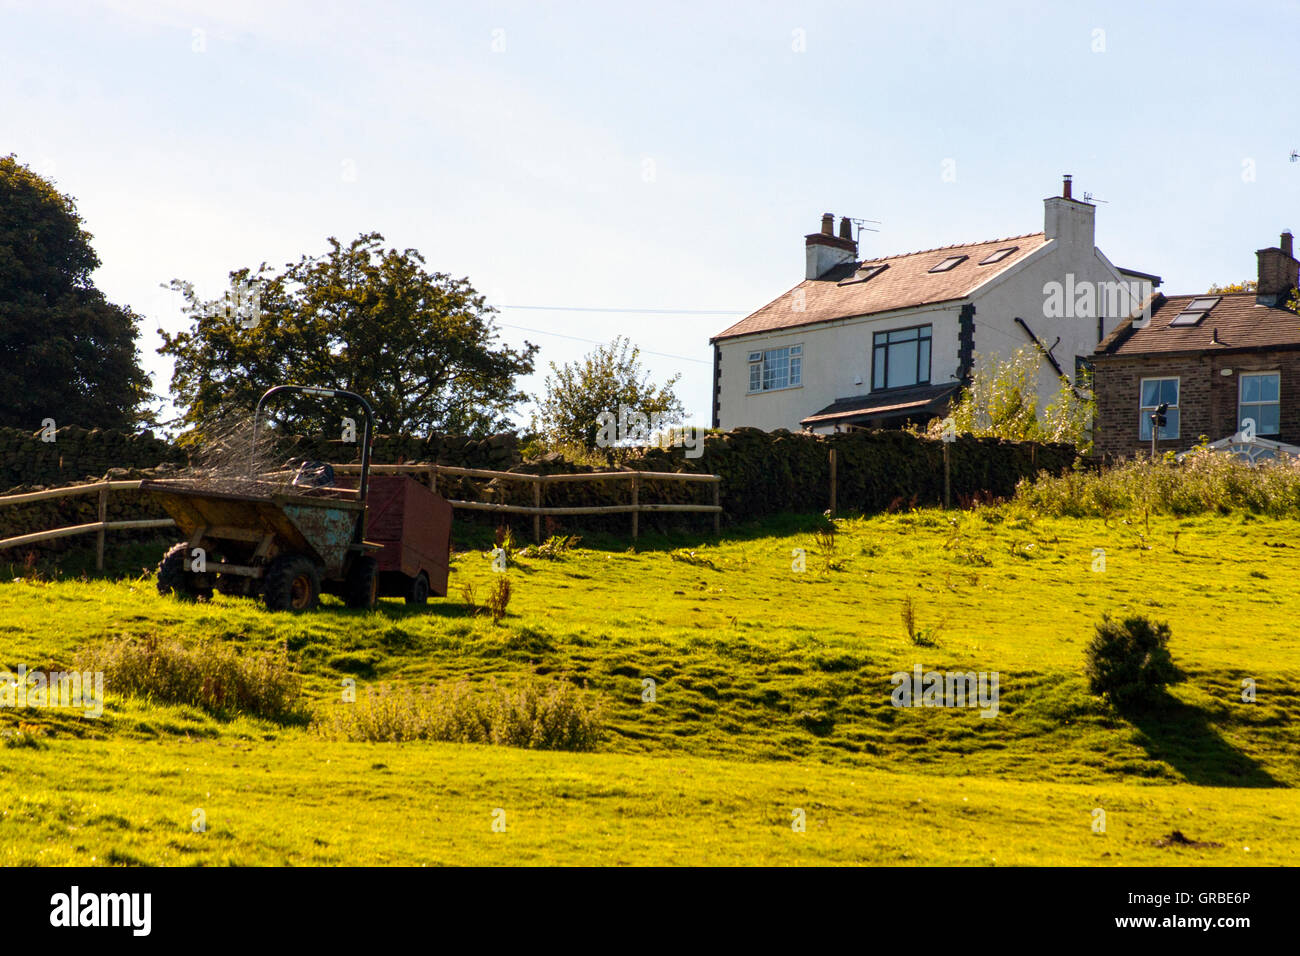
712, 232, 1048, 342
800, 382, 960, 427
1095, 292, 1300, 357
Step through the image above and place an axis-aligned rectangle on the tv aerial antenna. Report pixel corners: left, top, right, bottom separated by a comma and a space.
848, 217, 882, 245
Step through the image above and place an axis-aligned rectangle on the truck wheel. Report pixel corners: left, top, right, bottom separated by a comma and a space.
405, 571, 430, 605
264, 555, 321, 612
157, 542, 200, 601
345, 556, 379, 609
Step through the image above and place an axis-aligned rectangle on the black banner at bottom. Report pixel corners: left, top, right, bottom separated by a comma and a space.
0, 865, 1280, 942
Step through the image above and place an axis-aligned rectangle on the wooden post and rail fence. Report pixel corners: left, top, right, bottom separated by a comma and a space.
0, 465, 723, 569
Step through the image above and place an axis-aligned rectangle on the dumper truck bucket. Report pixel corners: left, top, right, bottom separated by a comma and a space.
252, 385, 376, 543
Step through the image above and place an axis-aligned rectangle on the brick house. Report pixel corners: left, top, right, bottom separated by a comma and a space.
1091, 231, 1300, 461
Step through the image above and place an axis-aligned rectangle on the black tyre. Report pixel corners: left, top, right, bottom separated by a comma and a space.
345, 556, 379, 609
263, 554, 321, 612
157, 542, 199, 601
405, 571, 430, 605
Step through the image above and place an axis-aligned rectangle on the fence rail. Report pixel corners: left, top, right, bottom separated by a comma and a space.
331, 463, 722, 540
0, 464, 722, 567
0, 480, 176, 570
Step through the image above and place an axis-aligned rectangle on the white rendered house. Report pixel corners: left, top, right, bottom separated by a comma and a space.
710, 177, 1157, 433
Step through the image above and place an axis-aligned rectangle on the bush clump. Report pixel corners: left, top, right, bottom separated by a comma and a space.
1084, 614, 1179, 707
314, 675, 606, 751
77, 635, 304, 721
1016, 444, 1300, 518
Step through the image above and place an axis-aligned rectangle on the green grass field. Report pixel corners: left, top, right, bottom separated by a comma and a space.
2, 507, 1297, 865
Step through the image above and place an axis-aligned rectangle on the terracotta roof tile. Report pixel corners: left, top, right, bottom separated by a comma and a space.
1096, 292, 1300, 356
712, 232, 1048, 342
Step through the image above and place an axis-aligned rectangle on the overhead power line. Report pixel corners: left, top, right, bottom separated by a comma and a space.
496, 323, 712, 365
500, 304, 746, 316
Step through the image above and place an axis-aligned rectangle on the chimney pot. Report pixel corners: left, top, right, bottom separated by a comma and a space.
821, 213, 834, 236
1063, 174, 1072, 200
839, 216, 853, 241
1283, 230, 1294, 259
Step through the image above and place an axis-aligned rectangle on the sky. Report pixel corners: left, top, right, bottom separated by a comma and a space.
2, 0, 1297, 433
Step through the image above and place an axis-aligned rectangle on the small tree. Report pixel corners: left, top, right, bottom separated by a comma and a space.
1084, 614, 1179, 708
928, 347, 1094, 451
532, 336, 684, 450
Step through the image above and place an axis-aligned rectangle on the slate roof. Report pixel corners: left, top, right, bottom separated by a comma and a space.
712, 232, 1048, 342
1095, 292, 1300, 357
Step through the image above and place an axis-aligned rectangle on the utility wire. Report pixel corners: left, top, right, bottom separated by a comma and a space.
495, 323, 712, 365
500, 304, 746, 315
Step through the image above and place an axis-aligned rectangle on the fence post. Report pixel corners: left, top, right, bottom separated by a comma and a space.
95, 484, 108, 572
829, 448, 837, 515
712, 479, 720, 535
943, 442, 951, 510
532, 477, 541, 543
631, 472, 640, 541
428, 464, 436, 494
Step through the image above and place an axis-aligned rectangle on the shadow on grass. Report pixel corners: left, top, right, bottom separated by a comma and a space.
1125, 693, 1283, 788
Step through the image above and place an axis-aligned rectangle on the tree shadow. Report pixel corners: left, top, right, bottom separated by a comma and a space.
1123, 692, 1283, 788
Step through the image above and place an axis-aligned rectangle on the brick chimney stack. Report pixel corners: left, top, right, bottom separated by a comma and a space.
1256, 230, 1299, 306
805, 212, 858, 280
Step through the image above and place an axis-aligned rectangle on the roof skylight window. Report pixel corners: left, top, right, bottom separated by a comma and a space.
928, 255, 968, 273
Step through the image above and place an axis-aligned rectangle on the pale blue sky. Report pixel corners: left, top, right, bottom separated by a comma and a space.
3, 0, 1297, 431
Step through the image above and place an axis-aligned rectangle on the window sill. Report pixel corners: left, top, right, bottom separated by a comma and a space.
746, 384, 804, 396
870, 382, 932, 393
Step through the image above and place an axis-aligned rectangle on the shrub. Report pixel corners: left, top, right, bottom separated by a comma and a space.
77, 635, 304, 721
520, 534, 581, 560
313, 675, 606, 750
1084, 614, 1179, 707
1015, 446, 1300, 518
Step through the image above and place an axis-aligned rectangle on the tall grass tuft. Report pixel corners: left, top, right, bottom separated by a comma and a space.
1014, 445, 1300, 517
313, 675, 606, 750
77, 635, 304, 721
486, 576, 512, 624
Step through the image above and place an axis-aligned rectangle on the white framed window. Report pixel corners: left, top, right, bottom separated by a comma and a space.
1139, 377, 1179, 440
1239, 372, 1280, 436
748, 345, 801, 393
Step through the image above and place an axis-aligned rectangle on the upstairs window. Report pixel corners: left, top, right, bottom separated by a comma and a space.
1139, 377, 1180, 440
748, 345, 802, 393
872, 325, 931, 390
1239, 372, 1280, 436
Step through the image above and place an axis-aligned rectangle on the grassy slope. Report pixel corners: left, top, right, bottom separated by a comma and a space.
1, 508, 1297, 865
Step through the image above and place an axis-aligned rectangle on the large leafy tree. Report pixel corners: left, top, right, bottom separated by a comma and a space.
158, 233, 537, 443
532, 336, 684, 449
0, 154, 151, 429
